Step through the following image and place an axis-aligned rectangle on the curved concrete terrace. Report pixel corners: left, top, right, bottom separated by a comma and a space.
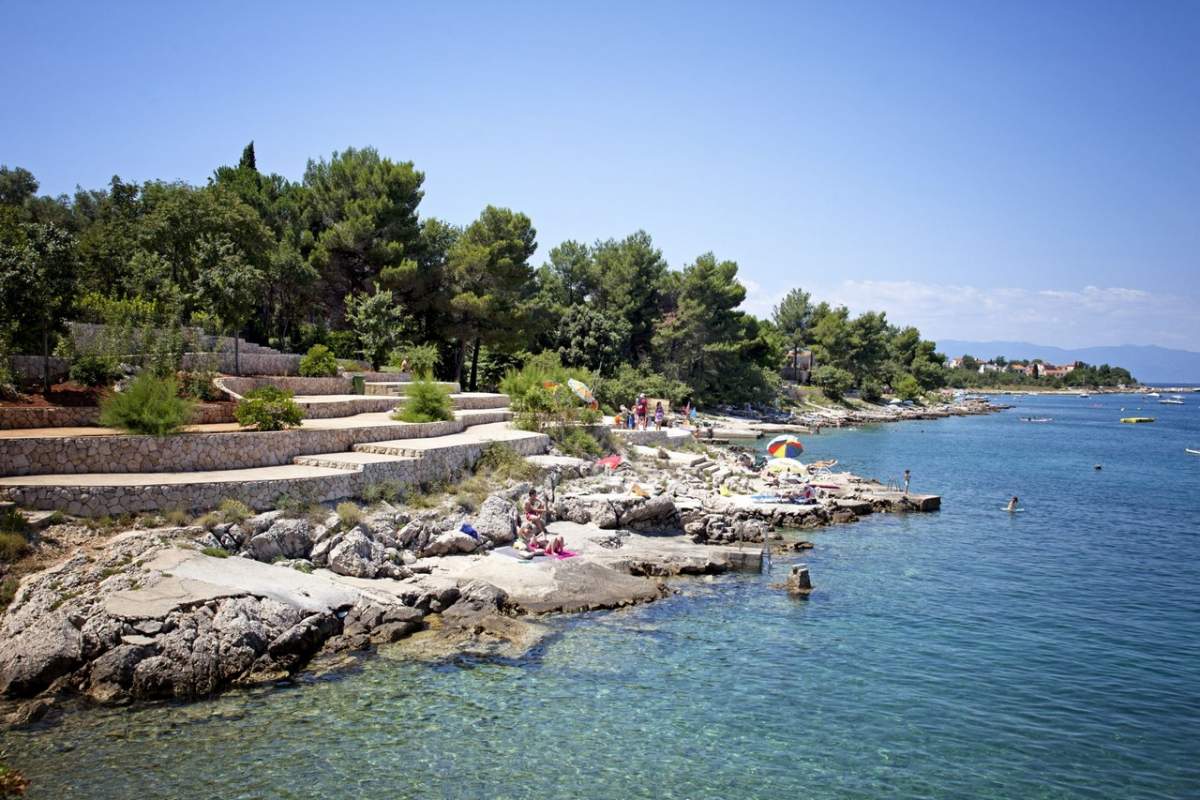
0, 420, 550, 515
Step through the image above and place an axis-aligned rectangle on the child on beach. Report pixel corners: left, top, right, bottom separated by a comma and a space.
654, 401, 665, 430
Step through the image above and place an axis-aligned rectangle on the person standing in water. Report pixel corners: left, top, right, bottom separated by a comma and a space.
1006, 496, 1020, 512
903, 469, 911, 494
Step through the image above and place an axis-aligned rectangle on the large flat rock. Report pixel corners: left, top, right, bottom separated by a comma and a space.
428, 552, 664, 613
104, 549, 362, 619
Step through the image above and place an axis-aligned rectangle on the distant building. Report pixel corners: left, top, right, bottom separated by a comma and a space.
782, 349, 813, 383
1041, 363, 1076, 378
977, 362, 1002, 374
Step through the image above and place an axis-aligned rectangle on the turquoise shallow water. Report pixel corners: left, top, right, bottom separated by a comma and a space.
5, 394, 1200, 799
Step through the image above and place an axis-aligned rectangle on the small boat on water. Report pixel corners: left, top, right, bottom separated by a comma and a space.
1021, 417, 1053, 423
1121, 417, 1155, 424
1160, 399, 1184, 405
1186, 448, 1200, 456
1147, 392, 1160, 398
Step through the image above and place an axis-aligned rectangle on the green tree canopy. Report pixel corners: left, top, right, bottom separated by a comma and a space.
303, 147, 425, 321
445, 206, 537, 389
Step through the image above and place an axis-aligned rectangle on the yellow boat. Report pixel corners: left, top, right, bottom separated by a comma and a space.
1120, 417, 1155, 424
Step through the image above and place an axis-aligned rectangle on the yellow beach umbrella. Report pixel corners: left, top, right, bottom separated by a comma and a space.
765, 457, 806, 474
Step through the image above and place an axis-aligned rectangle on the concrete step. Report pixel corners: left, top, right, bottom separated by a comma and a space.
449, 392, 510, 410
364, 381, 461, 396
456, 408, 513, 426
354, 421, 549, 459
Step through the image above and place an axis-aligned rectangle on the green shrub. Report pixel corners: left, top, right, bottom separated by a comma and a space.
499, 352, 594, 406
275, 491, 320, 518
895, 374, 923, 401
0, 338, 17, 401
860, 379, 884, 403
0, 576, 20, 611
99, 373, 194, 436
513, 412, 540, 432
234, 386, 303, 431
500, 355, 599, 432
812, 365, 854, 401
218, 498, 252, 523
477, 442, 539, 482
327, 329, 359, 360
392, 375, 453, 423
200, 546, 229, 559
0, 531, 31, 562
69, 352, 121, 387
336, 501, 363, 529
389, 344, 440, 376
362, 481, 403, 505
299, 344, 339, 377
0, 507, 28, 535
180, 370, 222, 401
164, 509, 190, 527
554, 427, 602, 458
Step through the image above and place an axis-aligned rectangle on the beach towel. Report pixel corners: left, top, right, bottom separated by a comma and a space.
494, 546, 542, 561
553, 549, 578, 560
596, 454, 623, 470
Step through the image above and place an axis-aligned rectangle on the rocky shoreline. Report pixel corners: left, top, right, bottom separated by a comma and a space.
698, 394, 1002, 436
0, 427, 943, 728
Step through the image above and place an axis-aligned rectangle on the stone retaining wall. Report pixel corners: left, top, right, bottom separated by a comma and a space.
295, 398, 399, 418
0, 420, 465, 477
0, 406, 97, 429
0, 430, 551, 516
2, 472, 360, 516
609, 428, 694, 446
189, 353, 303, 376
9, 356, 70, 384
451, 394, 510, 410
217, 376, 354, 398
217, 374, 415, 399
0, 403, 236, 430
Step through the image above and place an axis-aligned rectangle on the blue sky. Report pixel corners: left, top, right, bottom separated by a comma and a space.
4, 1, 1198, 349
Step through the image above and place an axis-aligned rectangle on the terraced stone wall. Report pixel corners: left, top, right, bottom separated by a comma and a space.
0, 420, 465, 477
1, 430, 552, 516
0, 403, 236, 430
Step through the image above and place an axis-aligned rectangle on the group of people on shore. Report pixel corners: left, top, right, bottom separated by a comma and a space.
614, 393, 697, 431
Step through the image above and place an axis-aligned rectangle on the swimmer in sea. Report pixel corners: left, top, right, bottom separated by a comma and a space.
1006, 495, 1020, 512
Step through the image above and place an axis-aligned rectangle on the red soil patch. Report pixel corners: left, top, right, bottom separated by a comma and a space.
0, 382, 108, 408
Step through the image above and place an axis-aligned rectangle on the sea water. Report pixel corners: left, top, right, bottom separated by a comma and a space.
5, 394, 1199, 799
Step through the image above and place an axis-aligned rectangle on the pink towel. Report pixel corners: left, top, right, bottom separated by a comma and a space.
553, 549, 578, 560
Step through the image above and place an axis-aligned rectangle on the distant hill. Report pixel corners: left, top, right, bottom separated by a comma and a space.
934, 340, 1200, 384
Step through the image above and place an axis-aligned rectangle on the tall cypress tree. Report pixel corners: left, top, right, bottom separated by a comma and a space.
238, 141, 257, 172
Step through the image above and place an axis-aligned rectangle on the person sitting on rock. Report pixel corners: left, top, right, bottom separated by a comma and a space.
524, 488, 548, 536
